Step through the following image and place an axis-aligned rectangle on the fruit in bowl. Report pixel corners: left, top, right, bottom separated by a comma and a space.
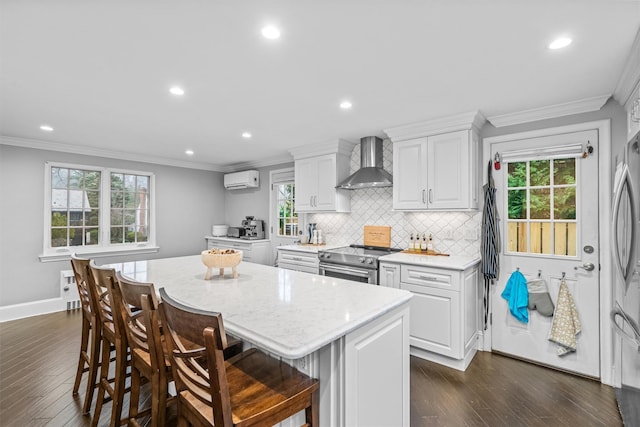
201, 248, 242, 279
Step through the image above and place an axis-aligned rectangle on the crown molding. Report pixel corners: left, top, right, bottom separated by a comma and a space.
486, 95, 611, 128
383, 111, 486, 142
613, 26, 640, 107
288, 138, 357, 160
0, 135, 227, 171
220, 154, 294, 173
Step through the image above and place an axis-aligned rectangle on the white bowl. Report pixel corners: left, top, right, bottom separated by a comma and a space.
211, 225, 229, 237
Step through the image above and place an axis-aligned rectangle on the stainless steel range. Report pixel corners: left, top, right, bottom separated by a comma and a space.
318, 245, 402, 285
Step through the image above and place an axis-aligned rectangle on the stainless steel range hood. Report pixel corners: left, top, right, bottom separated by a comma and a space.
336, 136, 393, 190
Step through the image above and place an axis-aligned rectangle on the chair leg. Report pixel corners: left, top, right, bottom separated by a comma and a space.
91, 336, 111, 427
128, 366, 141, 423
73, 316, 91, 395
152, 372, 168, 427
109, 337, 128, 427
82, 321, 101, 414
305, 389, 319, 427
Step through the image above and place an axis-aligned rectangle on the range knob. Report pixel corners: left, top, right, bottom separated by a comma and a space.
325, 253, 331, 259
359, 257, 365, 263
366, 258, 374, 265
319, 253, 325, 258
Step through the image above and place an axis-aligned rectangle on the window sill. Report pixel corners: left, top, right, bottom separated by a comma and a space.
39, 245, 160, 263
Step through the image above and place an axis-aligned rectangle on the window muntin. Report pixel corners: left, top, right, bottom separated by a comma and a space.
275, 183, 298, 237
506, 158, 577, 256
44, 163, 155, 258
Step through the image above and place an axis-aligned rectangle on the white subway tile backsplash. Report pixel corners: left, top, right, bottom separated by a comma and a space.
307, 139, 481, 257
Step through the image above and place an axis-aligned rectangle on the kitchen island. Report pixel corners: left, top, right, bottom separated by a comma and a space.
109, 255, 412, 427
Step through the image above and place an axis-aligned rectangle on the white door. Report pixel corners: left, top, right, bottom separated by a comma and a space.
269, 168, 299, 265
489, 130, 600, 378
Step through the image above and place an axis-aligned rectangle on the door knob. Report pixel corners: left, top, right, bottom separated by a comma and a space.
574, 262, 595, 272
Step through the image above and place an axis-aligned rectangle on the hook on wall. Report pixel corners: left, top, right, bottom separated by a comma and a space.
538, 270, 542, 278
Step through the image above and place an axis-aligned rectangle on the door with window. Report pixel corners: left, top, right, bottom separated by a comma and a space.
269, 168, 299, 264
489, 130, 600, 378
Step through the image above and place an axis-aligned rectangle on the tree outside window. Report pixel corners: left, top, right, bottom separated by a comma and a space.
276, 183, 297, 237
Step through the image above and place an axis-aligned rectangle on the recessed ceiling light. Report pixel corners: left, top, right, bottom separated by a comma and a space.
548, 37, 572, 50
40, 125, 54, 132
340, 101, 353, 110
170, 86, 185, 96
242, 132, 252, 139
261, 26, 280, 40
185, 149, 194, 155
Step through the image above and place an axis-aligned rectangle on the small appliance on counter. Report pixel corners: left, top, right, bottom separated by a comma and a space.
241, 216, 265, 240
227, 226, 246, 238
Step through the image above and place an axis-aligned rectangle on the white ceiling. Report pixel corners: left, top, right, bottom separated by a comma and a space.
1, 1, 639, 171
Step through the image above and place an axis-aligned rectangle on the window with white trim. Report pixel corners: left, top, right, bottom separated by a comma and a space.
43, 162, 156, 260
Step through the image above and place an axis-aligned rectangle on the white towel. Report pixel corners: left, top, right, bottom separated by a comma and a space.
548, 279, 581, 356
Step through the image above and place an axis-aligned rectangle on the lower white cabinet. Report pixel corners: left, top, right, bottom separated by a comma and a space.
277, 248, 319, 274
379, 262, 400, 288
380, 261, 479, 371
206, 237, 271, 266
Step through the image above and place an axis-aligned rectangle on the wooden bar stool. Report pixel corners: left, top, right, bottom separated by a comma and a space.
115, 272, 175, 427
70, 254, 100, 415
159, 288, 319, 427
88, 262, 130, 427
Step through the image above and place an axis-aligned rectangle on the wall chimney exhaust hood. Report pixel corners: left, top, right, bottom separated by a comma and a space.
336, 136, 392, 190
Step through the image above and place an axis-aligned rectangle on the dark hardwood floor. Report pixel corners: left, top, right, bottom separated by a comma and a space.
0, 310, 623, 426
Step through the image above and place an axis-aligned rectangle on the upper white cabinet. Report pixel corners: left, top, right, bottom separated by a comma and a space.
290, 139, 355, 213
625, 80, 640, 141
386, 111, 485, 211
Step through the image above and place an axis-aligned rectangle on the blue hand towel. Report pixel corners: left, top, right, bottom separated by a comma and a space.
501, 270, 529, 323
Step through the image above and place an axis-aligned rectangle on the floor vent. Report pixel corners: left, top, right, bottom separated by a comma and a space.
60, 270, 81, 311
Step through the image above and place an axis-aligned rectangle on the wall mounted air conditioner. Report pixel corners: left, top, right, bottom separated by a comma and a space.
223, 170, 259, 190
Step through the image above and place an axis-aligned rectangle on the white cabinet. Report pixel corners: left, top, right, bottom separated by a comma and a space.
625, 80, 640, 141
379, 262, 400, 288
277, 248, 319, 274
206, 237, 271, 266
390, 262, 478, 371
392, 130, 479, 210
290, 139, 355, 213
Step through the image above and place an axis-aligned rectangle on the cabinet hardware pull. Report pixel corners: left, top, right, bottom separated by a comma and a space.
428, 189, 433, 203
422, 189, 426, 204
418, 275, 439, 281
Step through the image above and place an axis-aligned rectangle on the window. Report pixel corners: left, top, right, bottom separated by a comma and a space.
42, 162, 156, 261
275, 183, 298, 237
506, 157, 577, 256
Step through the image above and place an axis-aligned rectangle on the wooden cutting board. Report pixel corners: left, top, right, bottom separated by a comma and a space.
364, 225, 391, 248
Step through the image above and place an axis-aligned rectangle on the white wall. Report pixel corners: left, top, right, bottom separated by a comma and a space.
223, 162, 294, 236
0, 144, 225, 307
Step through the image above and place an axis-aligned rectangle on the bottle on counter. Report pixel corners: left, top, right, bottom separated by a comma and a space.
427, 233, 434, 251
409, 233, 414, 251
420, 233, 427, 251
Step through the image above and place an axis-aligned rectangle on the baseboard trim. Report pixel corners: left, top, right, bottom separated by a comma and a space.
0, 297, 67, 323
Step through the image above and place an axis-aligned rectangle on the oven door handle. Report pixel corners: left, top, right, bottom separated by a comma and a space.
320, 263, 372, 278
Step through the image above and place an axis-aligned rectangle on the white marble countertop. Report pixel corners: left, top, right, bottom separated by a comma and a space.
107, 255, 412, 359
378, 252, 481, 271
205, 236, 270, 244
277, 243, 344, 253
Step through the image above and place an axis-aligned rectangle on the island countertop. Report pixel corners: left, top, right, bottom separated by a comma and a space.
108, 255, 412, 359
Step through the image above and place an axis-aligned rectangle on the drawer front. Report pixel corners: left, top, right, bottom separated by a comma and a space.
279, 250, 319, 268
278, 262, 319, 274
400, 264, 459, 291
208, 240, 252, 253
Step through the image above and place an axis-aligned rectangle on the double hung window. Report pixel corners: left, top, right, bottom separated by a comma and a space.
42, 162, 156, 261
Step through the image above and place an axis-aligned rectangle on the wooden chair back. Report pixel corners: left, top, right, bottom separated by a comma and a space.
70, 254, 92, 318
159, 288, 233, 426
87, 261, 116, 329
115, 272, 163, 372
